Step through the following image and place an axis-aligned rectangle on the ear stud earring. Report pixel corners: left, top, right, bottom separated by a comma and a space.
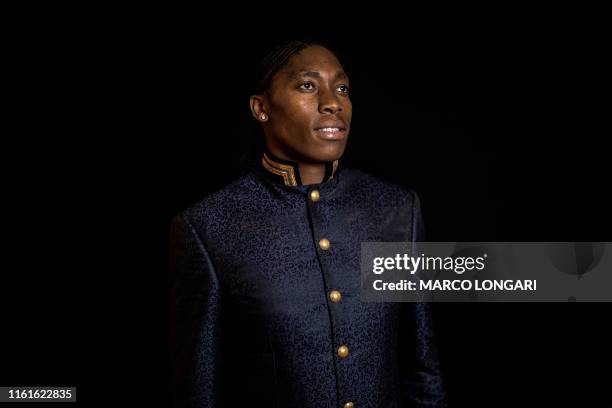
260, 113, 267, 121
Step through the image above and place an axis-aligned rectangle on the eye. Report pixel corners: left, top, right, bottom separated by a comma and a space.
337, 84, 350, 94
299, 81, 315, 91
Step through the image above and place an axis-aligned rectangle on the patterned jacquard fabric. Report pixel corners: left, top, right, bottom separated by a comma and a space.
169, 158, 447, 408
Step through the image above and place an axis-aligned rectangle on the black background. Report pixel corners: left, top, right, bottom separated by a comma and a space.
2, 8, 611, 407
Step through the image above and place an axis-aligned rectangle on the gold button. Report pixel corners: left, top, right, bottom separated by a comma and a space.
310, 189, 320, 202
329, 290, 342, 303
343, 402, 354, 408
337, 345, 349, 358
319, 238, 330, 251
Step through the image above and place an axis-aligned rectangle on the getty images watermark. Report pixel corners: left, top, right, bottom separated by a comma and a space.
360, 242, 612, 302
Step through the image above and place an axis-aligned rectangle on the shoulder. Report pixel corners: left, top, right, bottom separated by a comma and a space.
340, 167, 420, 208
173, 171, 262, 232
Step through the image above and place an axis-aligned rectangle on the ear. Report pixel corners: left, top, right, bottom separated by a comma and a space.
250, 94, 269, 122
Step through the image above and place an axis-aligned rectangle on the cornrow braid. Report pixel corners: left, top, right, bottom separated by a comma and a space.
254, 40, 315, 94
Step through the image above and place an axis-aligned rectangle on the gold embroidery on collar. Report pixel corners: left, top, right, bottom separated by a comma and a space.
331, 160, 339, 179
262, 153, 298, 186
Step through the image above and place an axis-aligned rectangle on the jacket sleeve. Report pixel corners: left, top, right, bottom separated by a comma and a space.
399, 191, 448, 407
169, 214, 221, 408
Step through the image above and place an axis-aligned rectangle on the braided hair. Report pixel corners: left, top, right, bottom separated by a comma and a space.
254, 40, 312, 94
254, 39, 341, 94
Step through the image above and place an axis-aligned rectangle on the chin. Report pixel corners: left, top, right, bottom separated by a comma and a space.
305, 148, 340, 163
311, 141, 347, 162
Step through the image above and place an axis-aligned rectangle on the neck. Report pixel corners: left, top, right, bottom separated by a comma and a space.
297, 162, 327, 185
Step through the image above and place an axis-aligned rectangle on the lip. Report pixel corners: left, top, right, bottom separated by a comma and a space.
313, 127, 347, 141
313, 123, 348, 141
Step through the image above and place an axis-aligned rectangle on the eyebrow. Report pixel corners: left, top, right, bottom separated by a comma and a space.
290, 70, 349, 81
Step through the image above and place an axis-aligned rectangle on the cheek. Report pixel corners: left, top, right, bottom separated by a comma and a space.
345, 100, 353, 121
292, 99, 316, 121
272, 93, 304, 114
281, 100, 316, 132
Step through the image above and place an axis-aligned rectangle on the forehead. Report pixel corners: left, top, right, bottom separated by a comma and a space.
280, 45, 346, 78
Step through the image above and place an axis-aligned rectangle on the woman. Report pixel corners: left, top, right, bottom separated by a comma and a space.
169, 40, 447, 408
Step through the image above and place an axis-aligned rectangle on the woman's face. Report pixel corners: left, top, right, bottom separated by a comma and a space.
261, 45, 352, 163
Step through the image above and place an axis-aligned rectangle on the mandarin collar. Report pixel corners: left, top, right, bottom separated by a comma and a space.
258, 150, 339, 187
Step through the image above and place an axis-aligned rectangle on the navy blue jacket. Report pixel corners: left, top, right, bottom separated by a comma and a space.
169, 152, 447, 407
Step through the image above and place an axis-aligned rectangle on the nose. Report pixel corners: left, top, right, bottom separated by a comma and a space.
318, 88, 342, 114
